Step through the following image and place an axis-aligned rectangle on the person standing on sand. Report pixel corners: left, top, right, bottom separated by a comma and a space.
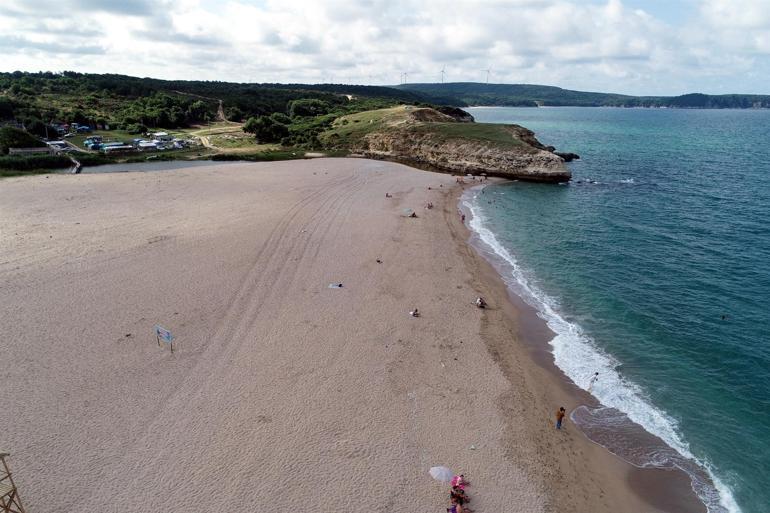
556, 407, 566, 429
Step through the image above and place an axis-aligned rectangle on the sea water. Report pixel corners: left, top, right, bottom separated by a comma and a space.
463, 107, 770, 513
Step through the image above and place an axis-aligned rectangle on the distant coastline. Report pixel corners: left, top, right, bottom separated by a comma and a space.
396, 83, 770, 109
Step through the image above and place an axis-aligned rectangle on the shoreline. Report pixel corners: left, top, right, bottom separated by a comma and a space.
452, 181, 706, 512
0, 159, 703, 512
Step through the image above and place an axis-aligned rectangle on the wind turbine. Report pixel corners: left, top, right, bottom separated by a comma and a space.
440, 66, 446, 84
481, 67, 491, 84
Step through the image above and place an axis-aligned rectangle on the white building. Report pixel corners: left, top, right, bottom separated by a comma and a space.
152, 132, 173, 142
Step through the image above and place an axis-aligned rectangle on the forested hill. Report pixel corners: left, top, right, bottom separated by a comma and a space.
396, 82, 770, 108
0, 71, 434, 136
4, 72, 769, 141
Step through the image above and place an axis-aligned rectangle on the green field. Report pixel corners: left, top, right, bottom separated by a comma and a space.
411, 122, 525, 148
321, 105, 532, 152
320, 106, 409, 147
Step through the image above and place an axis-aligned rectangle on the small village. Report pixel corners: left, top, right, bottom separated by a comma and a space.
53, 121, 197, 154
81, 131, 193, 154
6, 121, 199, 158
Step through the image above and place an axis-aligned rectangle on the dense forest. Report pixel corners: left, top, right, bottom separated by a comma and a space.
396, 83, 770, 108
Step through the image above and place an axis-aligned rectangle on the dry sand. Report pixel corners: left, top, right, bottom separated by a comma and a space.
0, 159, 702, 512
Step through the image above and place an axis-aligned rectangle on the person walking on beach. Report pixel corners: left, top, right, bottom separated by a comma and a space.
555, 407, 566, 429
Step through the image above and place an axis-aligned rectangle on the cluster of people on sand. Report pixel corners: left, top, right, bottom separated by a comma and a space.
447, 475, 473, 513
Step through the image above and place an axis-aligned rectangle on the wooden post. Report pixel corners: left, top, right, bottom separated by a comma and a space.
0, 453, 26, 513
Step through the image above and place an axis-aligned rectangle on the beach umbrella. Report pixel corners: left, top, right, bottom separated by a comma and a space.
429, 466, 454, 482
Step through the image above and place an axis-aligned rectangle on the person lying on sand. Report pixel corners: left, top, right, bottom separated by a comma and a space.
451, 486, 470, 504
475, 297, 487, 308
448, 497, 473, 513
410, 308, 420, 317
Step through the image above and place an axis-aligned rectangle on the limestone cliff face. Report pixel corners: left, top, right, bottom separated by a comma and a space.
336, 108, 571, 183
360, 128, 570, 183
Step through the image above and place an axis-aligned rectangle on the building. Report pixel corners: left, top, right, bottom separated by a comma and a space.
137, 141, 158, 151
46, 141, 69, 152
152, 132, 173, 142
102, 144, 134, 154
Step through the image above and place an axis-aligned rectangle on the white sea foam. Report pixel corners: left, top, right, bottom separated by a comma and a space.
461, 186, 741, 513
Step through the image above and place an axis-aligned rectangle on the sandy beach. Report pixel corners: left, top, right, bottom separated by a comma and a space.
0, 159, 702, 512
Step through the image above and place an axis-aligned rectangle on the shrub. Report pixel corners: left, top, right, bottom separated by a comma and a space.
270, 112, 291, 125
0, 127, 45, 154
125, 123, 148, 134
0, 154, 70, 170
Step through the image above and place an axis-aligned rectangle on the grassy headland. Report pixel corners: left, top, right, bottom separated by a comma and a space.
320, 105, 570, 182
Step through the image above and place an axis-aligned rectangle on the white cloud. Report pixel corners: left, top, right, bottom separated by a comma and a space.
0, 0, 768, 94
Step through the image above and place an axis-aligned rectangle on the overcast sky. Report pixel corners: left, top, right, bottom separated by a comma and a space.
1, 0, 768, 95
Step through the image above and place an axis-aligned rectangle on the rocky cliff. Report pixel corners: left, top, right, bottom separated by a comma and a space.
321, 106, 572, 183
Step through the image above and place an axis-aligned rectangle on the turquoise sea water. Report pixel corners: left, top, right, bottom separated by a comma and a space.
464, 107, 770, 513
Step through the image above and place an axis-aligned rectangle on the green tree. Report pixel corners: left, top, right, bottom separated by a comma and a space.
186, 100, 209, 122
288, 99, 331, 118
0, 96, 15, 119
243, 115, 289, 143
225, 106, 244, 122
270, 112, 291, 125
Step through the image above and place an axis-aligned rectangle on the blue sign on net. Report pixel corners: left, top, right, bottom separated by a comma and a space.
154, 325, 173, 343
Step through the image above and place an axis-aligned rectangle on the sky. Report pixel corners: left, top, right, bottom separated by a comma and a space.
1, 0, 769, 95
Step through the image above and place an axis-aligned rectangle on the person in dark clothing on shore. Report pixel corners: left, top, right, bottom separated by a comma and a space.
556, 407, 566, 429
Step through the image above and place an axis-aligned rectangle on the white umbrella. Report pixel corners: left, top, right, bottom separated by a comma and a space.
429, 466, 454, 482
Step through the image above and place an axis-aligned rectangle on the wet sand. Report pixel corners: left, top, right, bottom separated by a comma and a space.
0, 159, 702, 512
